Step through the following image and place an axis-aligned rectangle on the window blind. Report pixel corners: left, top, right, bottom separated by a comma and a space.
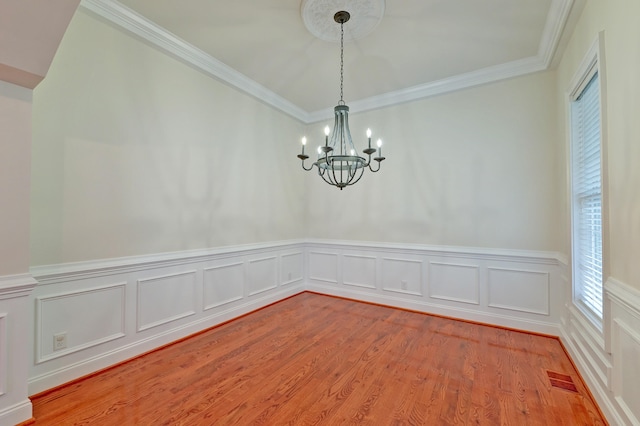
571, 72, 603, 320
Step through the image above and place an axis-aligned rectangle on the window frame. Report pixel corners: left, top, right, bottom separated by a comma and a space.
567, 32, 609, 337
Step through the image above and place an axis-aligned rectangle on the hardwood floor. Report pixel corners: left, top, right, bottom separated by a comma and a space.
30, 292, 606, 425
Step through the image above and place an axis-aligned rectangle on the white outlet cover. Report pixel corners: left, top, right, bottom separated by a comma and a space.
53, 332, 67, 351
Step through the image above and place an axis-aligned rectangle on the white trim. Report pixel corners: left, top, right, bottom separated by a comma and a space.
606, 277, 640, 319
567, 31, 607, 332
79, 0, 575, 124
0, 274, 37, 299
31, 240, 303, 284
308, 56, 546, 122
0, 399, 33, 426
538, 0, 576, 68
0, 314, 6, 396
309, 281, 561, 336
306, 239, 562, 264
560, 327, 623, 426
568, 37, 600, 100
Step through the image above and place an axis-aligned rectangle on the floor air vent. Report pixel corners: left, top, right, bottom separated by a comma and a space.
547, 370, 579, 393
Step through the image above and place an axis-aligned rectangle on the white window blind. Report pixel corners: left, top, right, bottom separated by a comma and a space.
571, 71, 603, 321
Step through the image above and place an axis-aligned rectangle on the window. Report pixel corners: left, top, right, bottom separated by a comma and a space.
570, 58, 604, 326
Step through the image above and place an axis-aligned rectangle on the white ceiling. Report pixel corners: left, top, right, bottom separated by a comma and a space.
81, 0, 577, 122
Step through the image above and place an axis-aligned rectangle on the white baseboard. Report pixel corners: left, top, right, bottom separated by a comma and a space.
308, 283, 561, 336
0, 399, 32, 426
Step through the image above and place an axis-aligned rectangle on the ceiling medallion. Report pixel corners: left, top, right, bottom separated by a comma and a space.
301, 0, 385, 42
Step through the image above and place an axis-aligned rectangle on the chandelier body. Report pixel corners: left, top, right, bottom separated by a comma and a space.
297, 11, 386, 190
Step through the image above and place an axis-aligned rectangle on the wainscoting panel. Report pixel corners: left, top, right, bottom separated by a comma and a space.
343, 255, 377, 290
137, 271, 197, 332
280, 252, 303, 286
560, 277, 640, 426
306, 240, 562, 335
36, 283, 126, 362
381, 257, 423, 296
608, 278, 640, 425
203, 263, 244, 310
28, 242, 305, 395
429, 262, 479, 305
247, 256, 278, 296
487, 268, 550, 315
612, 319, 640, 423
0, 314, 6, 396
308, 252, 338, 284
26, 240, 639, 426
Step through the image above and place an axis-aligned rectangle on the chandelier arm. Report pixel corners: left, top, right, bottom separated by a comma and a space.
368, 160, 382, 172
362, 154, 372, 168
301, 160, 315, 171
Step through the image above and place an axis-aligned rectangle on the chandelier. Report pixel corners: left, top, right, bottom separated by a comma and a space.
297, 10, 386, 190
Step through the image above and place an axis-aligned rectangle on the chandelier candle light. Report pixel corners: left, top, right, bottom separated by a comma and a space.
297, 10, 386, 190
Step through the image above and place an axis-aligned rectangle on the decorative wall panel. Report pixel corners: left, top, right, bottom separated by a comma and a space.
612, 318, 640, 423
488, 268, 549, 315
308, 252, 338, 284
203, 263, 244, 310
247, 257, 278, 296
29, 242, 305, 395
343, 255, 376, 289
36, 283, 126, 362
281, 252, 304, 286
381, 257, 423, 295
429, 262, 479, 304
137, 271, 196, 332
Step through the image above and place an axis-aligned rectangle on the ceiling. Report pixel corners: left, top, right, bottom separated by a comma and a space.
81, 0, 578, 122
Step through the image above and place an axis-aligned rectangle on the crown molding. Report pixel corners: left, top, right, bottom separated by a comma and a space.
307, 55, 546, 122
538, 0, 575, 68
79, 0, 311, 122
80, 0, 573, 124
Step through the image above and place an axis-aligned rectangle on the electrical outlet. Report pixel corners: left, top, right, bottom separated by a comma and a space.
53, 332, 67, 351
401, 280, 408, 290
288, 272, 292, 281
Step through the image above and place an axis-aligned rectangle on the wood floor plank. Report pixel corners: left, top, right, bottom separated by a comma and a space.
31, 292, 607, 425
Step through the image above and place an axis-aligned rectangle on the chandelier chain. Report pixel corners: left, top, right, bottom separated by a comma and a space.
339, 21, 345, 105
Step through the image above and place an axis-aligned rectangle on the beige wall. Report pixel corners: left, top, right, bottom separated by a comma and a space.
0, 81, 32, 275
557, 0, 640, 291
32, 9, 563, 266
304, 72, 560, 252
31, 10, 306, 266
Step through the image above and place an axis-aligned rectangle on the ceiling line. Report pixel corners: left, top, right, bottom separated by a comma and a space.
80, 0, 573, 124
